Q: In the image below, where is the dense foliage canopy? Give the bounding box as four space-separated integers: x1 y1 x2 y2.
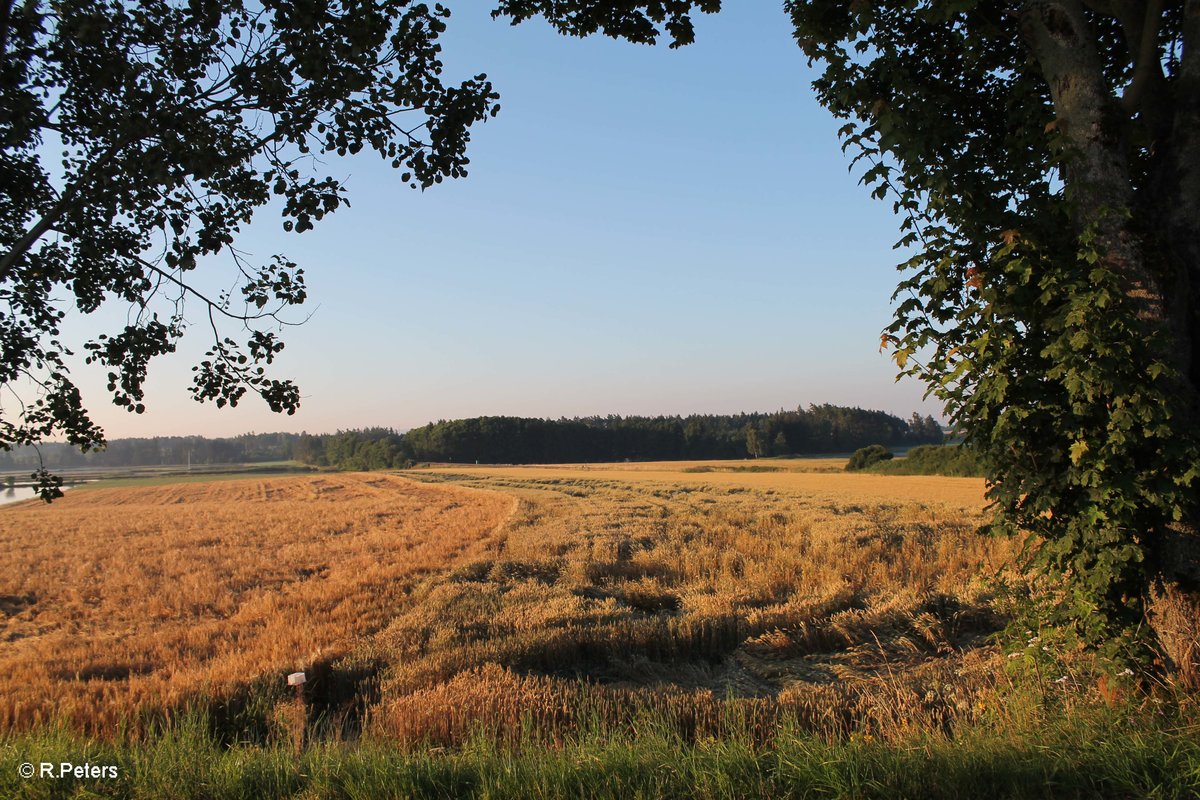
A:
844 444 894 472
794 0 1200 649
866 443 984 477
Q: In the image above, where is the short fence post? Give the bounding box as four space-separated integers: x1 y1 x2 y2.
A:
287 671 307 756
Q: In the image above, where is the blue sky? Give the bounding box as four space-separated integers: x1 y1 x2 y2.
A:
64 3 943 439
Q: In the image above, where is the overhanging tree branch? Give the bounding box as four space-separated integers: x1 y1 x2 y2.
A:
1 1 499 501
0 136 133 282
1119 0 1165 112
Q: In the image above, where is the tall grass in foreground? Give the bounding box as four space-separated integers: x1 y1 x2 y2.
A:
1 700 1197 800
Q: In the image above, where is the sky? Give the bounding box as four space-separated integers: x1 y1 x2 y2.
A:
60 3 945 439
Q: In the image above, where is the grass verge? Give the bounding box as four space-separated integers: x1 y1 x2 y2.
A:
1 702 1197 800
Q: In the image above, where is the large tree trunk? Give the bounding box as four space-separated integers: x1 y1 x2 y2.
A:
1020 0 1200 589
1019 1 1165 323
1165 0 1200 396
1147 0 1200 590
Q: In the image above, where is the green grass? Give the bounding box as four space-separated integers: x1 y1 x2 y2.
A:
2 704 1197 799
81 463 317 490
867 445 984 477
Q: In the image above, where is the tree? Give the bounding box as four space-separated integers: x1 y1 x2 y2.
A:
743 423 763 458
1 1 499 498
845 444 893 472
493 1 1198 655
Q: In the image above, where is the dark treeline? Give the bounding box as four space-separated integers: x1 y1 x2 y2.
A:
395 405 942 466
1 406 943 473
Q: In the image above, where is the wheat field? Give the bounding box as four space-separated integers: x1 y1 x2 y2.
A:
0 462 1029 742
373 463 1010 743
0 474 513 731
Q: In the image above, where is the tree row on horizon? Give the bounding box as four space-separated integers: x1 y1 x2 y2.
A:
0 405 944 471
304 405 944 469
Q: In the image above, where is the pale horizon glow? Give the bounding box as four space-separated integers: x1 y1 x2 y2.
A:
55 4 945 441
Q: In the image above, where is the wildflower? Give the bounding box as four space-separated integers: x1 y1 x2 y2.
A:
1118 668 1133 677
1054 676 1068 684
1008 652 1022 659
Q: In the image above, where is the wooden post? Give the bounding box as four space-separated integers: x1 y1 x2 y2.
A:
287 671 306 756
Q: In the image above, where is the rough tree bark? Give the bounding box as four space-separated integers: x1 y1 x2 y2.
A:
1020 1 1164 325
1165 0 1200 391
1020 0 1200 588
1157 0 1200 589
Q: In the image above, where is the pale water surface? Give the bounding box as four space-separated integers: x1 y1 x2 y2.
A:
0 485 78 506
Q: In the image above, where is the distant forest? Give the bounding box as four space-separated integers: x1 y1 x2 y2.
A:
398 406 943 465
0 432 303 471
0 405 943 473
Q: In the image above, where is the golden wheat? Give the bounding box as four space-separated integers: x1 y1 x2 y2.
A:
0 473 512 731
368 466 1012 743
1 462 1032 743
